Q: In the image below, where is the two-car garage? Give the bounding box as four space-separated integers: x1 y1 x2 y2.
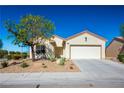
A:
65 31 106 60
70 45 101 59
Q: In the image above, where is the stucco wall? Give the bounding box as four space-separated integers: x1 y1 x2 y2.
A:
52 36 63 47
64 33 106 59
29 36 64 59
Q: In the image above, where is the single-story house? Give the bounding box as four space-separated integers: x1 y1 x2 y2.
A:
29 30 107 59
106 37 124 58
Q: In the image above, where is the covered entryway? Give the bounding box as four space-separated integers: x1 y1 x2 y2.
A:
70 45 101 59
54 47 63 57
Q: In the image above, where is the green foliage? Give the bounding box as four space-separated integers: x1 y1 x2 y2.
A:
8 51 28 60
7 55 12 60
4 14 55 46
59 57 66 65
1 61 8 68
0 39 3 49
0 49 27 60
50 57 56 62
118 54 124 63
9 51 16 55
11 52 28 60
0 50 8 58
120 24 124 38
4 14 55 61
12 54 22 60
0 49 28 60
22 52 28 59
48 54 56 62
20 62 29 68
15 51 21 54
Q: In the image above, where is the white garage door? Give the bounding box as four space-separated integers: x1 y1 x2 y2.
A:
70 46 101 59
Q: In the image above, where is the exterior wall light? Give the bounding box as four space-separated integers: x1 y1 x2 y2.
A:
85 37 87 42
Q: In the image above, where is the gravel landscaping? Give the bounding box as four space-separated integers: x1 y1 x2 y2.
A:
0 59 80 73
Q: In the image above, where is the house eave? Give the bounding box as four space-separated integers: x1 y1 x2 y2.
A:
65 30 107 42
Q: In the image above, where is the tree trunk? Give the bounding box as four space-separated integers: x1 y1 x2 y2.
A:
31 46 35 62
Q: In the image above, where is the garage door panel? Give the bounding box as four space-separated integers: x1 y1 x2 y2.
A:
70 46 101 59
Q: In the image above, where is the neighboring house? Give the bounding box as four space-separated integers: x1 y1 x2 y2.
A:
106 37 124 58
29 30 107 59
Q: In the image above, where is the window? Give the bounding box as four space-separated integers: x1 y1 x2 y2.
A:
36 45 46 54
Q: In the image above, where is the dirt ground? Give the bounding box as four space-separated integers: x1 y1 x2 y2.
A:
0 59 80 73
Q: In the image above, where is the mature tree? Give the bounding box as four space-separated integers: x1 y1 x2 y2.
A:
0 39 3 49
120 24 124 38
4 14 55 61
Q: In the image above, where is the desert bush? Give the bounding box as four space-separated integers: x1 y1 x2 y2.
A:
59 57 66 65
70 66 73 69
15 51 21 54
12 54 22 60
1 61 8 68
118 54 124 63
8 51 28 60
42 63 45 65
0 50 8 58
20 62 29 68
48 54 56 62
9 51 16 55
7 55 12 60
50 57 56 62
22 53 28 59
41 63 47 68
42 65 47 68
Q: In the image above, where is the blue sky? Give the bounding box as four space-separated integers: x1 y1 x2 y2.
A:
0 5 124 52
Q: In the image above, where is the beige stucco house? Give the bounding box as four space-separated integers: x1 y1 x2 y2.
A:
29 30 107 59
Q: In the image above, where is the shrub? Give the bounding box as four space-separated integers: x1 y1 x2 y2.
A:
48 54 56 62
70 66 73 69
15 51 21 54
8 51 28 60
1 61 8 68
9 51 15 55
42 63 45 65
42 65 47 68
50 57 56 62
22 53 28 59
20 63 29 68
117 54 124 63
12 54 22 60
59 57 66 65
0 50 8 58
7 55 12 60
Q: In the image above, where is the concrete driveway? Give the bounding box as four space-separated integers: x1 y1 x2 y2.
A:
73 59 124 79
0 59 124 88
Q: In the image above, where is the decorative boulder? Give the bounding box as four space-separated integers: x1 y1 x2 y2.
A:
56 59 61 64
